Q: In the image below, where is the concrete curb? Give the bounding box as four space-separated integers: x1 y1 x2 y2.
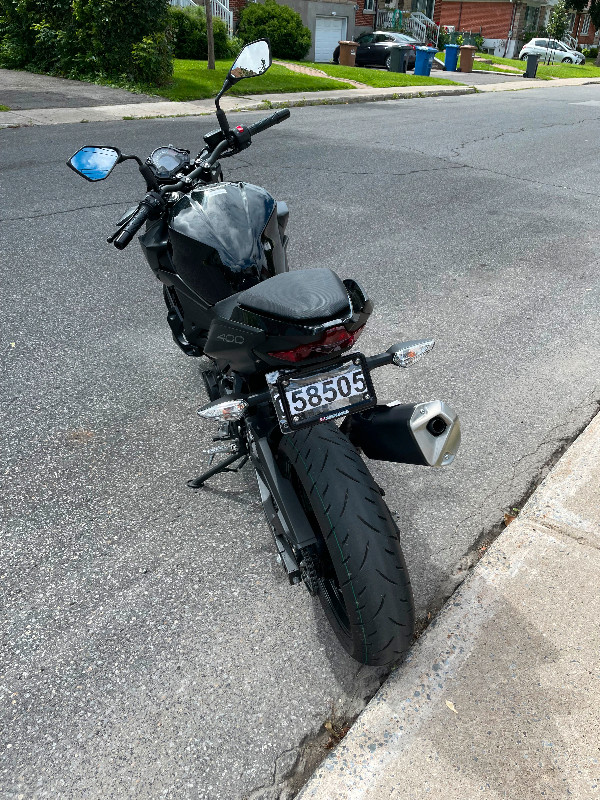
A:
2 76 599 129
297 409 600 799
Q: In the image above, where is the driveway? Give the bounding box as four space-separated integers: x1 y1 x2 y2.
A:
0 68 161 109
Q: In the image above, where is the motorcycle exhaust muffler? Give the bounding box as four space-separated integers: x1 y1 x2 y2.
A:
342 400 461 467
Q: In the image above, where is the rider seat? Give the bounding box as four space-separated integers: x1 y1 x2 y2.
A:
236 268 351 323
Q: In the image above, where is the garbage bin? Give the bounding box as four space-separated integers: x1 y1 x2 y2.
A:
523 52 539 78
444 43 460 72
414 46 437 77
388 45 413 73
338 40 357 67
459 45 476 73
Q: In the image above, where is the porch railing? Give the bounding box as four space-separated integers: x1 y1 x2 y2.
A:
170 0 233 36
376 10 439 48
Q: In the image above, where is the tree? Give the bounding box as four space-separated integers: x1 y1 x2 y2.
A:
205 0 215 70
547 0 568 41
589 0 600 65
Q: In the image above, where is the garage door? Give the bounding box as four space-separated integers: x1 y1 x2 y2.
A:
314 16 347 62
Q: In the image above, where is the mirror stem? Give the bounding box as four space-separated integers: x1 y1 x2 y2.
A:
216 106 230 137
121 153 160 192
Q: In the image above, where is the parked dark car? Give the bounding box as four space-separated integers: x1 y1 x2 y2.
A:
332 31 427 70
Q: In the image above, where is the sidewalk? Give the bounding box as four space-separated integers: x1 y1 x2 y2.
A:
298 409 600 800
2 76 600 129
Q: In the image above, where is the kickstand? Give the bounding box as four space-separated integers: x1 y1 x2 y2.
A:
187 452 249 489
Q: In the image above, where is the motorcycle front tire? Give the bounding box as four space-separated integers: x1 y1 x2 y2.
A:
278 422 415 666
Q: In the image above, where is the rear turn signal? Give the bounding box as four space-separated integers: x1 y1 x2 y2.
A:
268 325 364 363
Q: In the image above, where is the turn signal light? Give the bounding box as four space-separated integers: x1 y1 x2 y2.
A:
268 325 364 363
197 398 248 420
391 339 435 368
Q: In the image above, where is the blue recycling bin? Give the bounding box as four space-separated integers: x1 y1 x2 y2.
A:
414 46 438 77
444 43 460 72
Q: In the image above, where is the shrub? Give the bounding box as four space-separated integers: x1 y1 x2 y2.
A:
0 0 174 83
583 46 598 58
168 5 233 60
131 32 172 85
237 0 311 61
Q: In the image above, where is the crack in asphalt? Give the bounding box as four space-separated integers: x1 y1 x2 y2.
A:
449 115 600 157
0 199 130 223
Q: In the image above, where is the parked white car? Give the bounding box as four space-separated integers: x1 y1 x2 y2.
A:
519 38 585 64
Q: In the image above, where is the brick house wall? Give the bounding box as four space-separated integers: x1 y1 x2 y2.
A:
230 0 247 25
437 0 513 38
355 0 375 28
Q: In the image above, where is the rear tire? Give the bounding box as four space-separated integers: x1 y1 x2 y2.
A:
563 57 573 63
385 54 392 70
278 423 415 666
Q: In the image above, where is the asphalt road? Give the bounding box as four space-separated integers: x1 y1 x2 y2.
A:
2 85 600 799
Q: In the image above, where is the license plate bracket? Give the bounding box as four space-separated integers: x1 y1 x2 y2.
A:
269 353 376 432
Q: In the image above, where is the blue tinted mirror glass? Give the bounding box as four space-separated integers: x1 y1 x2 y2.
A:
229 39 271 81
68 146 120 181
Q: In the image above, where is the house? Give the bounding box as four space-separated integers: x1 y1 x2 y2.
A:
430 0 599 57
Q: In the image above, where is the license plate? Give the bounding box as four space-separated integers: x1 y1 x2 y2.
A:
266 353 376 433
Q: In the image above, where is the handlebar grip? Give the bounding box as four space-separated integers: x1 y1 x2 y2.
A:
247 108 291 137
112 202 151 250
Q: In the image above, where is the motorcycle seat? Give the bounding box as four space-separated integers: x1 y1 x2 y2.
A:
236 268 351 323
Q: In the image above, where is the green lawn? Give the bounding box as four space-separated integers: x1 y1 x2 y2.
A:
0 105 9 111
291 61 461 87
475 51 600 79
155 59 350 101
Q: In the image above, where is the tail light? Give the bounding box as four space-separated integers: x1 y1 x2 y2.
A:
268 325 365 363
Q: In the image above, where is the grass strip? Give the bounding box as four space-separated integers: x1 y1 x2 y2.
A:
289 61 461 87
154 60 350 101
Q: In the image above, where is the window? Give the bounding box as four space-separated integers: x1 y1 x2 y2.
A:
363 0 375 11
357 33 374 44
374 34 393 42
534 39 547 47
581 15 591 36
524 5 540 30
566 13 575 32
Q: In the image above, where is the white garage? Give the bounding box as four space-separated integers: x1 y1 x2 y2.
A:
314 16 347 62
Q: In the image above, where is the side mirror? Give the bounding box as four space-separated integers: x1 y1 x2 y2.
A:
228 39 271 84
67 146 121 181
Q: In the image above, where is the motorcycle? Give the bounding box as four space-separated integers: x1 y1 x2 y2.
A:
66 39 461 666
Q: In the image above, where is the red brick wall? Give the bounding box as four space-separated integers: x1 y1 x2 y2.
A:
230 0 247 26
575 16 597 45
355 1 375 28
438 1 513 39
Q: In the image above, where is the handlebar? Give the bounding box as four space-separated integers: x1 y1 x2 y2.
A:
247 109 291 137
109 191 164 250
109 108 291 249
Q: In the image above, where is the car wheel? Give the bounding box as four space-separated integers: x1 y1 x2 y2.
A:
385 54 392 70
521 53 528 60
563 57 573 63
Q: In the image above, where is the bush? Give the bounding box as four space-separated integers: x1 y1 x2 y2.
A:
168 6 233 60
237 0 311 61
583 46 599 58
0 0 174 83
131 32 172 85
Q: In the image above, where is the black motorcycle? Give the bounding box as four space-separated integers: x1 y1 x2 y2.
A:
67 39 461 666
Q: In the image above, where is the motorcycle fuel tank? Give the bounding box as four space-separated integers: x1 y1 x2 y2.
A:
168 182 285 306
